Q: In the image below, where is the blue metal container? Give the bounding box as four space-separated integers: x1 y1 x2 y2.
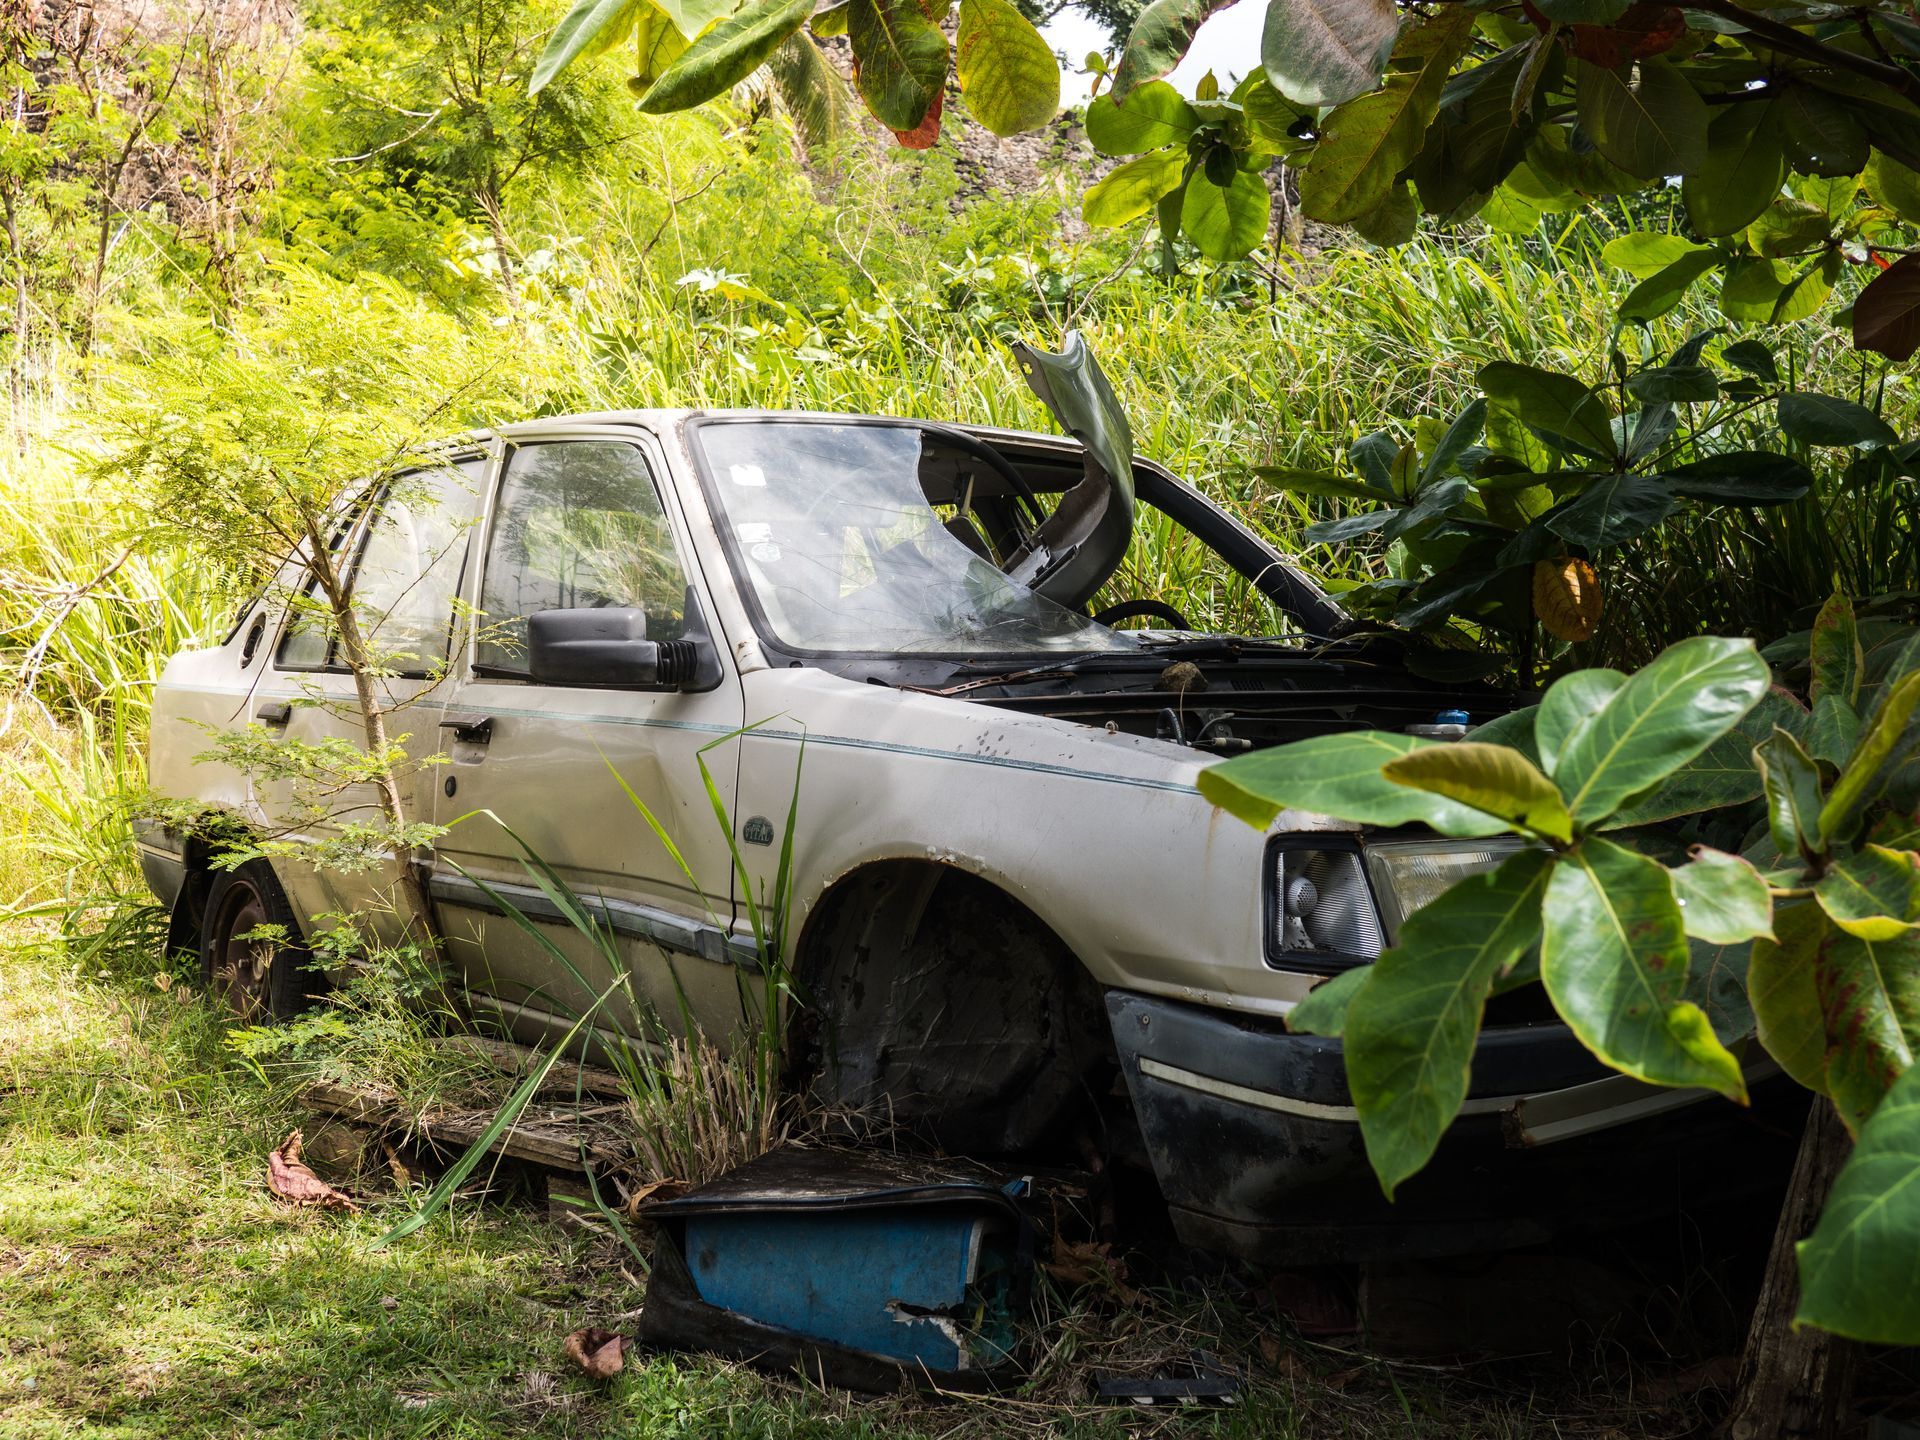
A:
638 1149 1031 1390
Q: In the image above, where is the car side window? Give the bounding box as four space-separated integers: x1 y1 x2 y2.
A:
277 458 485 673
476 440 689 677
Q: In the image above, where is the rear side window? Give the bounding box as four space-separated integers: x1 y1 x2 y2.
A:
278 458 486 674
475 440 690 677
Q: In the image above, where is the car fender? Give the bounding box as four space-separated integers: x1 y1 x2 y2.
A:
735 668 1346 1019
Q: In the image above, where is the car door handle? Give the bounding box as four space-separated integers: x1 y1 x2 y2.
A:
438 713 494 744
254 701 291 727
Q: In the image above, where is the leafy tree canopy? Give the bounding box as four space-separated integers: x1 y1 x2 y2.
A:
534 0 1920 361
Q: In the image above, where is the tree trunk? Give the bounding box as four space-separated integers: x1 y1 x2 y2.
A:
1723 1098 1859 1440
309 541 444 959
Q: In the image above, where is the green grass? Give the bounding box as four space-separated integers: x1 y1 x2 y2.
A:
1 932 1711 1440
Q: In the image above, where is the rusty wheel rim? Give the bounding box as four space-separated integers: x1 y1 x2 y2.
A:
208 878 275 1022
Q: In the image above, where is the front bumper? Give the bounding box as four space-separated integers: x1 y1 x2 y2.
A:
1108 989 1802 1264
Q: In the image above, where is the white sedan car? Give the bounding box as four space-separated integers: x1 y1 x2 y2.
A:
138 339 1785 1261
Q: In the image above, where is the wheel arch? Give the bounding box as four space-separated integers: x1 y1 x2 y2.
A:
785 857 1120 1154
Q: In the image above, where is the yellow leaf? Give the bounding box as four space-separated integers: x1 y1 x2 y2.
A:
1534 556 1602 642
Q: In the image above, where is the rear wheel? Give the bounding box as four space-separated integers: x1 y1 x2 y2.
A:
199 861 312 1023
794 868 1111 1154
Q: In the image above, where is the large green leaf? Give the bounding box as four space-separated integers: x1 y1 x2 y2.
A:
1722 338 1779 382
1816 846 1920 942
1824 671 1920 842
1683 101 1786 237
1628 364 1718 405
1113 0 1237 102
1575 56 1708 180
532 0 644 95
1420 397 1485 486
1808 694 1863 771
1544 472 1676 549
1778 84 1868 178
638 0 817 112
1537 668 1626 776
1619 249 1720 323
1197 730 1514 835
1082 148 1187 226
1181 168 1272 261
1262 0 1401 108
1756 725 1827 859
766 31 853 146
1602 231 1709 278
955 0 1058 136
1810 591 1863 708
1666 452 1814 505
1686 936 1756 1046
1380 742 1572 841
657 0 740 36
1351 184 1419 245
1296 8 1473 223
1797 1064 1920 1343
845 0 949 132
1867 148 1920 224
1817 926 1920 1130
1478 361 1617 459
1720 253 1838 325
1671 846 1774 945
1778 392 1899 449
1750 898 1831 1093
1467 704 1541 766
1606 729 1769 829
1084 81 1200 154
1541 836 1748 1096
1284 964 1369 1037
1345 851 1553 1198
1555 636 1770 826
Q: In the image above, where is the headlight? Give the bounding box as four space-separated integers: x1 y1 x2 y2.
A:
1365 837 1532 935
1264 836 1533 971
1265 842 1385 967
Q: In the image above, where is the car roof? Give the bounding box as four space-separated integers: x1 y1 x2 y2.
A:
464 409 1088 457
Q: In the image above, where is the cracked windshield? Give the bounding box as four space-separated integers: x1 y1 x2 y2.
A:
695 421 1139 656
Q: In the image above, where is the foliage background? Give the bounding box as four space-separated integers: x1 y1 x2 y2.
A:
5 0 1920 1426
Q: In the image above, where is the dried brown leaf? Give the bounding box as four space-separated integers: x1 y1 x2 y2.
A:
563 1327 630 1380
1042 1237 1143 1306
621 1176 689 1221
267 1129 359 1212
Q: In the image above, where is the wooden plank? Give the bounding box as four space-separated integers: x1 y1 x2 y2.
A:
432 1034 628 1098
299 1079 628 1174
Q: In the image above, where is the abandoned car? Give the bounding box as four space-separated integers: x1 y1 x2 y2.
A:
137 338 1783 1262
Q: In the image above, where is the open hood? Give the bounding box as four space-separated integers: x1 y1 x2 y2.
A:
1004 332 1136 611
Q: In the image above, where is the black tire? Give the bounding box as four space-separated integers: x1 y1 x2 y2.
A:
796 869 1110 1154
199 861 313 1023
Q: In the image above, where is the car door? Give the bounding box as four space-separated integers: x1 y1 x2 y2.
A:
427 428 751 1053
262 455 490 939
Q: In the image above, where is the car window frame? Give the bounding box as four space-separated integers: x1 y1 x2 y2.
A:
468 434 701 685
272 453 489 678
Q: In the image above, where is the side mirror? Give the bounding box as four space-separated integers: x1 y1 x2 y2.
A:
527 608 702 690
